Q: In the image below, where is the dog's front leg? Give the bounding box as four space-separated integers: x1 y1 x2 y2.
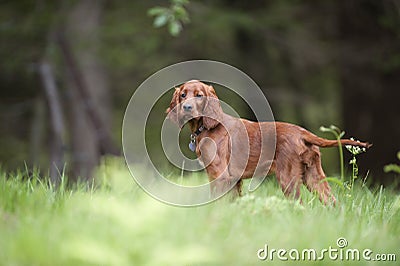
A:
208 171 242 200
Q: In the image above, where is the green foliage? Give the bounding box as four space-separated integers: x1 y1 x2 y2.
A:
148 0 190 36
0 159 399 265
384 152 400 174
320 125 370 193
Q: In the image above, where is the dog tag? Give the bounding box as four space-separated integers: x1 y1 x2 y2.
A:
189 141 196 152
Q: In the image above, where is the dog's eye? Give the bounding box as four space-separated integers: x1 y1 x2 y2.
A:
181 93 186 98
196 94 203 98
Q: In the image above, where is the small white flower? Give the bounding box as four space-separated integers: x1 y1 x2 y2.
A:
345 137 367 155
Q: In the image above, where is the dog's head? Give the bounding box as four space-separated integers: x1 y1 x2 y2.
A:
166 80 222 129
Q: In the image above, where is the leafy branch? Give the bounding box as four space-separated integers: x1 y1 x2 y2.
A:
148 0 190 37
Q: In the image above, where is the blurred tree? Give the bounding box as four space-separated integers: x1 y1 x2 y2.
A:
38 60 65 185
335 0 400 184
0 1 54 170
0 0 118 184
0 0 399 186
59 0 118 182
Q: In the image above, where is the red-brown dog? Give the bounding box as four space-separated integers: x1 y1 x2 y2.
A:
166 80 371 204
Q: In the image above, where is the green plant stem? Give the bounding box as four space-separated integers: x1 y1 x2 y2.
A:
319 125 345 184
350 155 359 191
337 135 344 182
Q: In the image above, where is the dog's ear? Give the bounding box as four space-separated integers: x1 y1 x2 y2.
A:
166 86 181 125
203 85 223 129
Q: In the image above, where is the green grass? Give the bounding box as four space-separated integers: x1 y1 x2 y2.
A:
1 158 399 266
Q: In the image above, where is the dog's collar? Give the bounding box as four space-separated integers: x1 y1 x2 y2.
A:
189 125 204 152
193 125 205 137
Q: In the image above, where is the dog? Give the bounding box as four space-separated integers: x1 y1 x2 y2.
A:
166 80 371 204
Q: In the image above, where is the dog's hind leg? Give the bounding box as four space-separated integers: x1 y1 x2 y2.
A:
302 147 336 205
275 160 303 201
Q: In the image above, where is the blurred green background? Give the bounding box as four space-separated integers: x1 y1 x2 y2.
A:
0 0 399 185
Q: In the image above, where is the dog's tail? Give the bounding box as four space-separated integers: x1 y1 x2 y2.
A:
303 131 372 149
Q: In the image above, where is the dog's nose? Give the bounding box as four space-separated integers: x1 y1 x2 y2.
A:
183 104 192 112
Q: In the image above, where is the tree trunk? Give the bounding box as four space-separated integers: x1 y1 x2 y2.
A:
39 60 65 185
62 0 114 182
29 95 45 167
